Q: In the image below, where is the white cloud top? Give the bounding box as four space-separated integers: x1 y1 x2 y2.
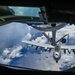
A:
8 46 23 58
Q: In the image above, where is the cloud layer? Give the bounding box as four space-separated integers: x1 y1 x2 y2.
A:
0 22 31 64
0 23 75 71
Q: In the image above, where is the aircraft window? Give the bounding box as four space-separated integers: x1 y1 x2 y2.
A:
8 6 40 17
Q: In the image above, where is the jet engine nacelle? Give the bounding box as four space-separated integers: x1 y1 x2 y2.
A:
61 38 67 44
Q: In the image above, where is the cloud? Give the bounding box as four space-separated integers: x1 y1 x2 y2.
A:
0 22 33 64
0 45 23 64
0 56 11 64
34 36 47 44
22 33 32 40
2 48 10 57
0 22 30 52
61 54 73 62
8 45 23 58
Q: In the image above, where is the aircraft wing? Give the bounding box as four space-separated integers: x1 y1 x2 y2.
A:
61 45 75 53
22 40 54 49
61 45 75 50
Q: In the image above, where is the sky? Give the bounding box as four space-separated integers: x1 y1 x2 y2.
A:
0 22 75 71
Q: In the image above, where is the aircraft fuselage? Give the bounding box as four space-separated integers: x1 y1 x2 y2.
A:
53 44 61 63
